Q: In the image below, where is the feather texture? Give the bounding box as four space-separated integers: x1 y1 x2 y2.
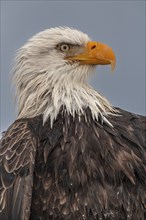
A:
1 108 145 219
0 120 38 220
30 108 146 220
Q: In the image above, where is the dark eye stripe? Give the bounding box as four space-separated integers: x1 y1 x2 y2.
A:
55 43 83 57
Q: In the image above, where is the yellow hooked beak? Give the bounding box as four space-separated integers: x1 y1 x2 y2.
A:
67 41 116 71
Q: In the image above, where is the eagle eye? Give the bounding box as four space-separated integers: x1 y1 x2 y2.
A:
58 43 70 52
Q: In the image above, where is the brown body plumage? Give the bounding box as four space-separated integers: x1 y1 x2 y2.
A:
0 27 146 219
1 108 146 219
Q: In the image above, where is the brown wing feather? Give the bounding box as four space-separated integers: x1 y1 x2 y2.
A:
0 119 38 220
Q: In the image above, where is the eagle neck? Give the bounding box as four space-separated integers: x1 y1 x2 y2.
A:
43 81 115 127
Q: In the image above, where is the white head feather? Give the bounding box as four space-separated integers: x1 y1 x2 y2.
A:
13 27 115 127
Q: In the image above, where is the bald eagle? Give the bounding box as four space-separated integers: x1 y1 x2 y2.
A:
0 27 146 220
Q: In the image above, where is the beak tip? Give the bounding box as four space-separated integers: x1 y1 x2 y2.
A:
111 61 116 72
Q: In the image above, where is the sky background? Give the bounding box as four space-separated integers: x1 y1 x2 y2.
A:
0 0 145 132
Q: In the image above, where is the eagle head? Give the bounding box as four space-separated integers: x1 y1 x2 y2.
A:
13 27 116 125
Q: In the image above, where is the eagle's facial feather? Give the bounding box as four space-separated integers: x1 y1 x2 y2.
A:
13 27 116 127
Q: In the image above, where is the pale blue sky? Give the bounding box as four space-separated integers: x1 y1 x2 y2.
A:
1 0 145 132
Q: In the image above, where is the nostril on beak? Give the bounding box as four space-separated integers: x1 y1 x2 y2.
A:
91 45 96 50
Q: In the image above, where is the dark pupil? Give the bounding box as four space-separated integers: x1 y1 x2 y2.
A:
63 45 67 50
